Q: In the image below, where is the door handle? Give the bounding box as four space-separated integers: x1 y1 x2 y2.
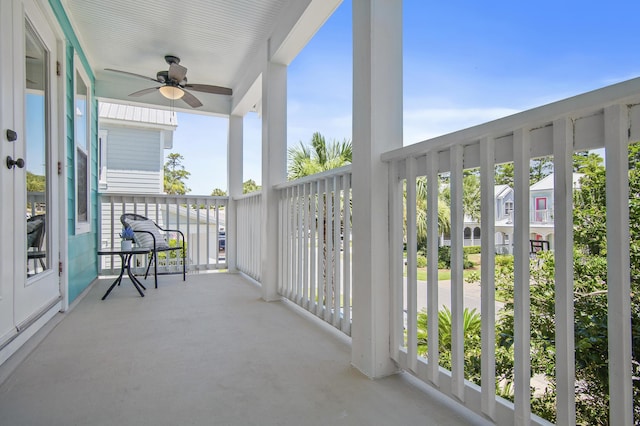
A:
6 129 17 142
6 156 25 169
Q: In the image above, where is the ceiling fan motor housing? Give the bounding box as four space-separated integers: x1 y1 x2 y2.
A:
164 55 180 65
156 70 168 83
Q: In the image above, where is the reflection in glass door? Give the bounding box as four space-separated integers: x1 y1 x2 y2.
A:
25 22 49 277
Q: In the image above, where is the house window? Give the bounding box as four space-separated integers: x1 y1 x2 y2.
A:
75 62 91 233
504 201 514 216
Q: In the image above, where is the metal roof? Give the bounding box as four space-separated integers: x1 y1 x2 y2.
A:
99 102 177 128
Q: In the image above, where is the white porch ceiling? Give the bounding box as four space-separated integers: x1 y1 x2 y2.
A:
61 0 339 115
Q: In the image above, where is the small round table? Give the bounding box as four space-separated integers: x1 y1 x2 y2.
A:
97 247 151 300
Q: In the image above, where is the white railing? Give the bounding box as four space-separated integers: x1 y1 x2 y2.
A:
234 192 262 281
531 208 553 223
381 78 640 425
275 166 352 336
27 191 46 217
99 193 228 275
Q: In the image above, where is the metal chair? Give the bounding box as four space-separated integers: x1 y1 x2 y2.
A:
27 214 46 273
529 239 550 255
120 213 186 288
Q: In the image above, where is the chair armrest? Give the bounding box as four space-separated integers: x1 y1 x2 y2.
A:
157 228 186 244
131 229 157 249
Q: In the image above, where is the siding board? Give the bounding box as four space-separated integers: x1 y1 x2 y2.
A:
104 126 161 172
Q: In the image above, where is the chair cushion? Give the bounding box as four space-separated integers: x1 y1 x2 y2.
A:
128 220 170 250
27 217 45 248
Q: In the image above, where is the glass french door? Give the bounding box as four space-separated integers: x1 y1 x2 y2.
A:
1 0 61 335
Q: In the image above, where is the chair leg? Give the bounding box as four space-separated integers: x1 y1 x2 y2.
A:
182 242 186 281
154 251 158 288
144 254 153 279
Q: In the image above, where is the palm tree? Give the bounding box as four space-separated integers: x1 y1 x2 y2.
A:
415 177 451 246
288 132 352 180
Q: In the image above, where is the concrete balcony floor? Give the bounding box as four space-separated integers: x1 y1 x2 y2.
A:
0 272 488 426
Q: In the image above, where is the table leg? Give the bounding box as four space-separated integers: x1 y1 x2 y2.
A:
124 253 145 297
128 268 147 290
101 255 126 300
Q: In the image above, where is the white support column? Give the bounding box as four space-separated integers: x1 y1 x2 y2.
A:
604 104 632 425
351 0 403 378
227 114 243 272
261 61 287 302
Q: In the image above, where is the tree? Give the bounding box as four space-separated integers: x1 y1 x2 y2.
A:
573 151 604 175
495 157 554 187
211 188 227 196
26 171 45 192
164 152 191 194
529 156 553 185
439 170 481 222
414 177 451 249
462 173 481 222
492 147 640 423
416 306 484 382
287 132 352 180
243 179 261 194
495 163 514 186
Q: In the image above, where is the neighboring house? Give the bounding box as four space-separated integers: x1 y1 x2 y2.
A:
98 101 177 194
493 184 515 253
495 173 584 253
444 184 514 248
448 174 584 254
97 102 176 264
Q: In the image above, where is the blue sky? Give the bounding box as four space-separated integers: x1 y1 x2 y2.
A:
170 0 640 195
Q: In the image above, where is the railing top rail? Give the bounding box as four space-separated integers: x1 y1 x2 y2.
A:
99 193 229 202
275 164 352 190
381 76 640 163
232 191 262 201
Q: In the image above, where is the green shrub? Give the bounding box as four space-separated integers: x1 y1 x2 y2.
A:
416 255 427 268
438 246 451 268
157 238 187 260
495 254 514 267
463 245 481 255
438 246 474 269
465 271 480 284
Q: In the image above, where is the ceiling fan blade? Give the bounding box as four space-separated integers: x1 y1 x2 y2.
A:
184 83 232 96
181 89 203 108
168 63 187 82
105 68 160 83
129 87 160 97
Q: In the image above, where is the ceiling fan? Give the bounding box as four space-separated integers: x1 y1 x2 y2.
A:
105 55 232 108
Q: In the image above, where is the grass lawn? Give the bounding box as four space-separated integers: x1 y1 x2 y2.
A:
414 268 478 281
405 252 483 282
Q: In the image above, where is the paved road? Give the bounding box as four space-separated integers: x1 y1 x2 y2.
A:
406 279 504 317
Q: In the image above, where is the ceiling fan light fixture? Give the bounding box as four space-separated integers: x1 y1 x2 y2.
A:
159 85 184 100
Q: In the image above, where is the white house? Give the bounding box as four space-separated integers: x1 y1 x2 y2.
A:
449 184 514 248
98 102 177 194
495 172 584 253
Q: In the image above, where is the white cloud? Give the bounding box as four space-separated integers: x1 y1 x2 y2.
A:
403 107 521 144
